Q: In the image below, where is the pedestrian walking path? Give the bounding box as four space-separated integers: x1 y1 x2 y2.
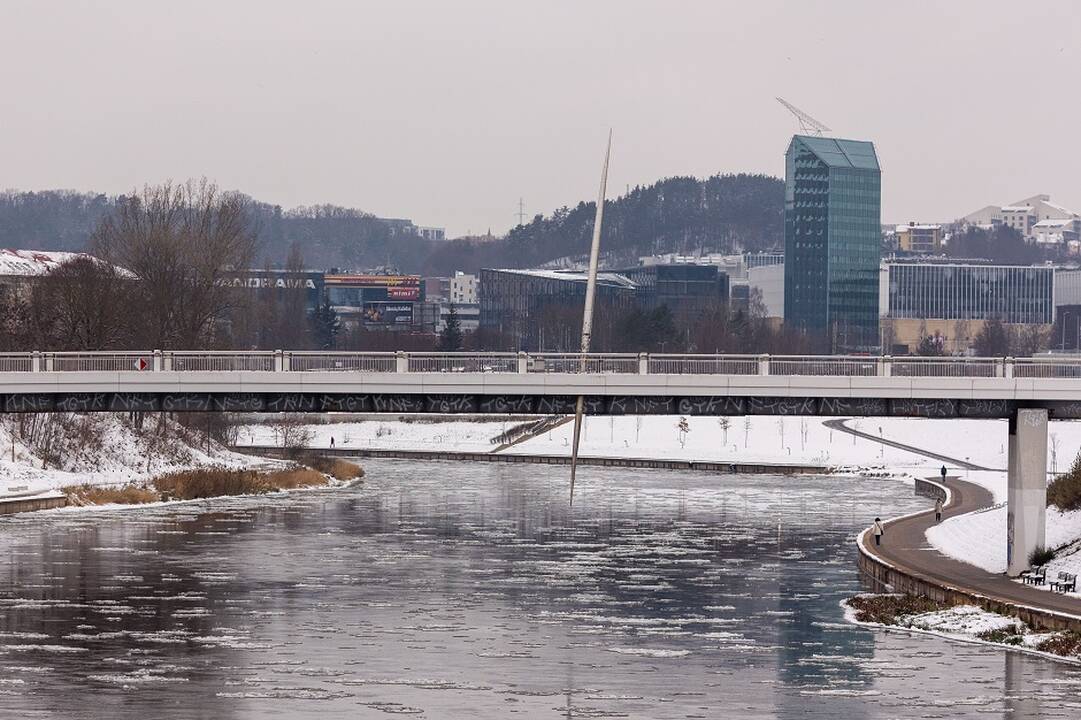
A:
824 418 1000 471
861 474 1081 618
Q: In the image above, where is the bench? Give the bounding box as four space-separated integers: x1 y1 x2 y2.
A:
1020 566 1047 586
1049 572 1077 594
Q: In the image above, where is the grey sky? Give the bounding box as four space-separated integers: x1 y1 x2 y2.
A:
3 0 1080 237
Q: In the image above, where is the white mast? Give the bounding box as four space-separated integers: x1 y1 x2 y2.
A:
569 130 612 504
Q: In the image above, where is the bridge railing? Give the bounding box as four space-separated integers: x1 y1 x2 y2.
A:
286 351 397 373
648 354 759 375
406 352 519 374
8 351 1081 378
528 353 640 374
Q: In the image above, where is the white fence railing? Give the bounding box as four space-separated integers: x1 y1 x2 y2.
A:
0 351 1078 378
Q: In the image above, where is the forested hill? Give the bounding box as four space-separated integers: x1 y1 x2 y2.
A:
0 173 782 272
423 173 783 273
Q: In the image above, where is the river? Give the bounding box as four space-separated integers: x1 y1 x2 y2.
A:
0 460 1076 719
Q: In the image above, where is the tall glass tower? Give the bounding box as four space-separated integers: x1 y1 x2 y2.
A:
783 135 881 352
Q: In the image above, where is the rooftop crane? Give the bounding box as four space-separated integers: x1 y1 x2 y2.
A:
776 97 831 136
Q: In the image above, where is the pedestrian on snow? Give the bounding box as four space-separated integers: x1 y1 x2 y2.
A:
873 517 885 546
934 497 943 523
330 436 335 449
940 464 947 481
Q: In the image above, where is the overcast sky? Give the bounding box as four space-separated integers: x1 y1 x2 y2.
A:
3 1 1080 236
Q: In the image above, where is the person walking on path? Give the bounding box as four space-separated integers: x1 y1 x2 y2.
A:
330 436 335 449
940 464 947 482
873 517 885 546
934 496 943 523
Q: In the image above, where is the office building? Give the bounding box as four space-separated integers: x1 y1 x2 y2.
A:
896 223 943 254
881 261 1055 353
616 264 728 322
479 268 636 349
783 135 882 351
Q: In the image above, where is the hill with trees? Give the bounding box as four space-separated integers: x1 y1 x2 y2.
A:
423 173 783 274
0 173 783 272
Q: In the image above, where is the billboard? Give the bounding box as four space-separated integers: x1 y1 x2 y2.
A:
362 302 414 325
324 274 421 301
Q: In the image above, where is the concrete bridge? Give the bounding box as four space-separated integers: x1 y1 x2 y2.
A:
0 349 1071 575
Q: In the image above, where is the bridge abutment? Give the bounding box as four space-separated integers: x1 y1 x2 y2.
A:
1006 408 1048 576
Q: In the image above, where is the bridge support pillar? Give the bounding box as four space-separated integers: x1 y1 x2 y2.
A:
1007 408 1047 576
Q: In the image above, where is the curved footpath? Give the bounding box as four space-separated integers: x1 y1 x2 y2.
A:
859 474 1081 631
823 418 1000 471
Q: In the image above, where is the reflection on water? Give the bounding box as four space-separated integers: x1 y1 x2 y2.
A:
0 460 1076 719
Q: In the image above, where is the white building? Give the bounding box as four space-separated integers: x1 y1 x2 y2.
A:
962 194 1080 242
449 271 478 305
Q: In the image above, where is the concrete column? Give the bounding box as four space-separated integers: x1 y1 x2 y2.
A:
638 353 649 375
517 352 528 374
758 354 770 376
152 349 162 372
1007 408 1048 576
879 355 892 377
395 351 408 373
31 351 41 372
273 349 284 372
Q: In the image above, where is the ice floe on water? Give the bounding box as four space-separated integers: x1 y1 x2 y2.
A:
0 459 1075 717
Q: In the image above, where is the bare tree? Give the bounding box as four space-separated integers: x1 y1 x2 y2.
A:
27 256 134 350
91 179 259 349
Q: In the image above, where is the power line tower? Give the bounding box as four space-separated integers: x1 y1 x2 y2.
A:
776 97 831 136
515 198 526 226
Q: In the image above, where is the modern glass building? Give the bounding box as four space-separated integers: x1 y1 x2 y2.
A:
886 262 1054 324
783 135 881 352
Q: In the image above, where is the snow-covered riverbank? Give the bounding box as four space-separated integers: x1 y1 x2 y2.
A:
0 414 274 499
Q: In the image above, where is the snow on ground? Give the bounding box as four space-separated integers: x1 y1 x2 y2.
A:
844 600 1074 662
927 503 1081 579
0 415 270 498
235 420 513 454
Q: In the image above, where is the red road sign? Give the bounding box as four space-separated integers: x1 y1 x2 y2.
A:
134 357 148 371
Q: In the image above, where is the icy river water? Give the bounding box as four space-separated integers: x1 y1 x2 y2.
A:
0 460 1077 719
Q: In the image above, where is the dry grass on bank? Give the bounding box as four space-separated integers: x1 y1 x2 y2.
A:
153 467 329 500
845 594 943 625
62 459 356 506
302 456 364 481
63 484 159 506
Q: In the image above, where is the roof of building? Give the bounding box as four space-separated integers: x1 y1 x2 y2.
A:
895 224 941 231
487 268 636 290
793 135 880 171
1039 200 1080 218
1034 218 1077 228
0 248 105 277
1001 205 1034 212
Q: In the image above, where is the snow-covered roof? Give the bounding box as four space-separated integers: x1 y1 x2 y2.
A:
1034 218 1077 229
1001 205 1034 213
489 268 637 290
0 249 131 278
1040 200 1080 217
0 249 88 277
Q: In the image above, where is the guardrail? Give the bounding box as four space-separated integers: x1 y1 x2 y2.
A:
0 351 1078 378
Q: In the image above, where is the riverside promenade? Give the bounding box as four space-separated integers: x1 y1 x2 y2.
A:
858 474 1081 631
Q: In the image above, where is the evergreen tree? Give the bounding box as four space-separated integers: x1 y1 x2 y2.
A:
310 296 341 350
973 316 1011 357
438 304 463 351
